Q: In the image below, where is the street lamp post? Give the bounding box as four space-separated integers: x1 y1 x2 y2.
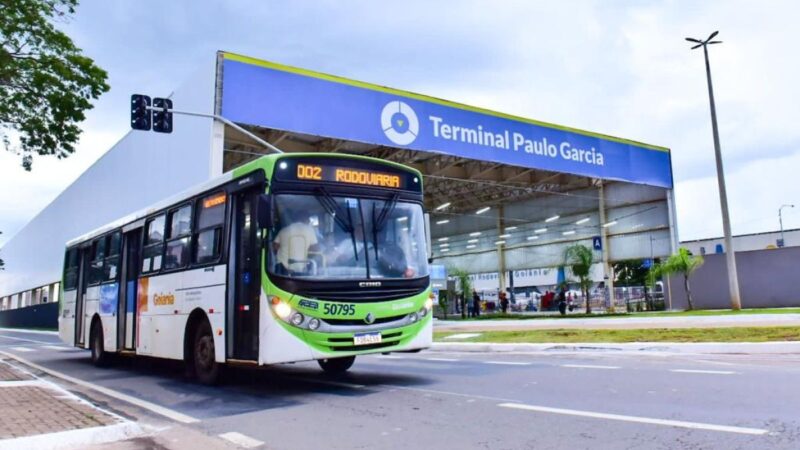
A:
779 204 795 247
686 31 742 310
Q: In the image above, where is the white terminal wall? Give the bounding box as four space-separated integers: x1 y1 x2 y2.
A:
0 59 220 298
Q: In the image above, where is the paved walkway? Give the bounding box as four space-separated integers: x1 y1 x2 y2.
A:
434 313 800 332
0 357 135 447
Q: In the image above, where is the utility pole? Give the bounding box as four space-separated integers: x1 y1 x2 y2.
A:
686 31 741 310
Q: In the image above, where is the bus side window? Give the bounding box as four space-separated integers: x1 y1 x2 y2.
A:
104 231 121 281
194 192 226 265
89 238 106 285
143 214 166 273
63 248 79 290
165 205 192 270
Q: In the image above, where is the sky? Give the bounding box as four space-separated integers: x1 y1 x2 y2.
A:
2 0 799 247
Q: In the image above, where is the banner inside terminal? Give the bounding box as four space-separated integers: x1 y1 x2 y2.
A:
220 52 673 188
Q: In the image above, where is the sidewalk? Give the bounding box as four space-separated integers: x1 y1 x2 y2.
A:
434 313 800 332
0 357 144 449
431 341 800 355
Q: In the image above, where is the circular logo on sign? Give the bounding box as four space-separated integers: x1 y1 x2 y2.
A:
381 101 419 146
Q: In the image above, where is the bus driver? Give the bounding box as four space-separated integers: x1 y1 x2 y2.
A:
272 210 319 275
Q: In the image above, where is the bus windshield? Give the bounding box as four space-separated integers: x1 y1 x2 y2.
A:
268 193 429 280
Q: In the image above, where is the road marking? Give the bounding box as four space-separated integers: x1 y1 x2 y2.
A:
41 345 72 351
218 432 264 448
670 369 736 375
484 361 531 366
0 327 59 335
10 346 33 352
498 402 768 435
0 350 200 424
441 333 482 340
375 354 404 359
561 364 620 370
0 334 58 345
426 357 459 362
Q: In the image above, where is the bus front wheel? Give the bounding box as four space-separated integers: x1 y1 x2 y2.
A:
193 322 220 385
318 356 355 374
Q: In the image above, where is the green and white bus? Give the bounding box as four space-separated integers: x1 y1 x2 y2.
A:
59 153 432 384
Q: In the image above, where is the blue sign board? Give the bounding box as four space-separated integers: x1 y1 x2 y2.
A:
592 236 602 251
642 258 653 269
220 53 673 188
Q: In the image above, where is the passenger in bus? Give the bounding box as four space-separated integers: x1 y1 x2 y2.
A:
272 210 319 275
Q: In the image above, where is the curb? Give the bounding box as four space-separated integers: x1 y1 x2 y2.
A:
431 341 800 354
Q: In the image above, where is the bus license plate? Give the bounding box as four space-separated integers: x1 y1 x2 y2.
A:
353 332 382 346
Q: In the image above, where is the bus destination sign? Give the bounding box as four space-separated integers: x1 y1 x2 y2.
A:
296 164 404 189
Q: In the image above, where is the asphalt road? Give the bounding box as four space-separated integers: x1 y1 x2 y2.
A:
2 328 799 449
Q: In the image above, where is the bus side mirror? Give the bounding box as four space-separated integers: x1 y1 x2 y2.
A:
257 194 273 229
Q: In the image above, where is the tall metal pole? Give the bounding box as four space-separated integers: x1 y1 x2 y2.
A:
700 39 742 310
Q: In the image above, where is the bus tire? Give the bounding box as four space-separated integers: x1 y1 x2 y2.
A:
193 321 219 385
90 319 110 367
318 356 355 374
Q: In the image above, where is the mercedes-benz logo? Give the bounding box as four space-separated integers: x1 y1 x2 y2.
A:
364 313 376 324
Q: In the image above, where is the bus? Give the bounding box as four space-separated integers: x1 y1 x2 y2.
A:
59 153 432 384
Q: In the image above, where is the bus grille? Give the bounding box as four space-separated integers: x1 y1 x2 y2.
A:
324 314 407 326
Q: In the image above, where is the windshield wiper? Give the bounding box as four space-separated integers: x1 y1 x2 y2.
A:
314 187 359 261
371 193 400 259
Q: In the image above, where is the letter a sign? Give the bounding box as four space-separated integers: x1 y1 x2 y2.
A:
592 236 602 251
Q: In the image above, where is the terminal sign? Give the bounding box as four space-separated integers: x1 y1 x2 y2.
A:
296 164 402 189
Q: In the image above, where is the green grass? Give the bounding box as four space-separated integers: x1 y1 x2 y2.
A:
434 326 800 343
437 307 800 321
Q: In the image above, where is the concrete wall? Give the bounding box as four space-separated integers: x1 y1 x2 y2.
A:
667 247 800 309
0 302 58 330
682 228 800 255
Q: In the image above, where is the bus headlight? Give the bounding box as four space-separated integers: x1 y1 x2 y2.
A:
273 301 292 319
408 312 419 323
308 318 321 330
418 307 428 318
291 313 305 326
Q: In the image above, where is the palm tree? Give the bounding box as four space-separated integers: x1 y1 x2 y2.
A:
564 244 594 314
659 248 704 310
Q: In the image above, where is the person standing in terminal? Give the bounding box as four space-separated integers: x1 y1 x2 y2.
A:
499 291 509 314
472 290 481 317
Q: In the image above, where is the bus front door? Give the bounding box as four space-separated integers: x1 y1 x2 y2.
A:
118 228 142 350
74 246 91 347
227 190 261 361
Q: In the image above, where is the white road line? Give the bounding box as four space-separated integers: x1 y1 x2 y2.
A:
498 402 768 436
0 334 59 345
484 361 532 366
0 350 200 424
670 369 736 375
375 355 404 359
218 431 264 448
10 346 34 352
561 364 621 370
0 327 59 336
441 333 482 340
380 384 517 403
41 345 71 351
426 358 459 362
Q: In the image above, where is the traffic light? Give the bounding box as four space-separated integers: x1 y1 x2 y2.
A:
130 94 152 130
152 97 173 133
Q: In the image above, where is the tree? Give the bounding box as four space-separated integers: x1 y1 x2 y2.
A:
1 0 109 170
564 244 595 314
448 268 472 319
659 248 704 311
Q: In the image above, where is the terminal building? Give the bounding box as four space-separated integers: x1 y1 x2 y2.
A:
0 51 676 312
